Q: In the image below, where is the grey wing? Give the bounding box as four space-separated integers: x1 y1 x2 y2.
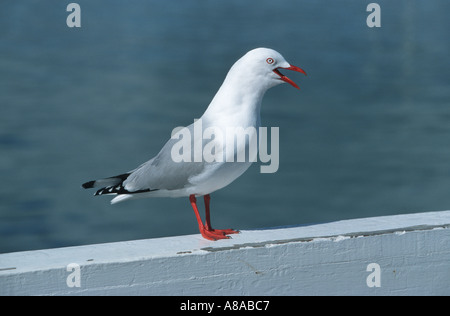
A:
122 125 206 192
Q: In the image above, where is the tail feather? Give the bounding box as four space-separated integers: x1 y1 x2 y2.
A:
111 194 134 204
82 172 157 200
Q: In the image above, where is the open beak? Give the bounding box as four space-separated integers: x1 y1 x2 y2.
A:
273 65 307 90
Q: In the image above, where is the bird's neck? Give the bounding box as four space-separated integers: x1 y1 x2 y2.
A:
202 75 267 127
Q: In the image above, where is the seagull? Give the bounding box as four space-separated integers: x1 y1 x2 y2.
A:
82 48 306 240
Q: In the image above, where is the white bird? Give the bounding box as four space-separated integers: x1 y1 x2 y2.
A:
82 48 306 240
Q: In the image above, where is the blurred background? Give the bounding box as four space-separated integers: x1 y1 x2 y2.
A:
1 0 449 253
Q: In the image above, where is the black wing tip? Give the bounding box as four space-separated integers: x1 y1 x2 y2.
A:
94 185 156 196
81 173 131 190
82 180 96 189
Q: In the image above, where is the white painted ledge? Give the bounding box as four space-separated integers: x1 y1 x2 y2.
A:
1 210 449 296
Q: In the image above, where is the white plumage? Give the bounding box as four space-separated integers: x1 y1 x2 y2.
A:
82 48 306 240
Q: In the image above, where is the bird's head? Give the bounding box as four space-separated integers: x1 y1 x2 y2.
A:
229 48 307 91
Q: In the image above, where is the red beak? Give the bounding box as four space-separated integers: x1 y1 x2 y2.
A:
273 65 307 90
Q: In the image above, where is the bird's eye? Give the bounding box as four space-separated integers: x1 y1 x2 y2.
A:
266 58 275 65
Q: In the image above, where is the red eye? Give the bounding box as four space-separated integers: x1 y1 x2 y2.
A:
266 58 275 64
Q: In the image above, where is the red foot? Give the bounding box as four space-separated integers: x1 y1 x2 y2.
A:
210 228 240 235
189 194 239 241
199 227 230 241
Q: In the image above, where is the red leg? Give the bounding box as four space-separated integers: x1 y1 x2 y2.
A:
204 194 213 231
204 194 239 235
189 195 229 240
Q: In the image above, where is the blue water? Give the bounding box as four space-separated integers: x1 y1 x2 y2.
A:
1 0 450 253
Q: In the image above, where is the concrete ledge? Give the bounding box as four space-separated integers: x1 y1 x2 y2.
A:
1 211 450 295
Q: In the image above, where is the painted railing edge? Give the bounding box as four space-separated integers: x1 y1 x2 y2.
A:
1 210 449 296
